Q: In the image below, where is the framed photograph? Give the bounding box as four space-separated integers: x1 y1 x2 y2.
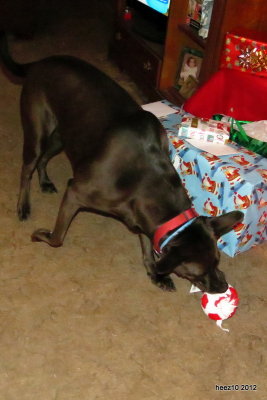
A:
186 0 203 30
174 47 203 99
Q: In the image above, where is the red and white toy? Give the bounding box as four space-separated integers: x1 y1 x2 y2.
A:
190 284 239 332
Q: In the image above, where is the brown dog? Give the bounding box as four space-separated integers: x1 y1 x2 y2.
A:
1 35 243 293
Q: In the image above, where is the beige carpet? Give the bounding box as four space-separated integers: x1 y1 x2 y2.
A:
0 4 266 399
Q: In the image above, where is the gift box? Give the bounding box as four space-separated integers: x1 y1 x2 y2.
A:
159 101 267 257
220 32 267 77
178 116 230 144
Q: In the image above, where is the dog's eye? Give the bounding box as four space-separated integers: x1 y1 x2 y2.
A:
181 262 204 277
194 273 207 283
174 262 202 280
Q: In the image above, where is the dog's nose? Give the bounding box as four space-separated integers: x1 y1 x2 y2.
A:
217 282 228 293
207 268 228 294
208 280 228 294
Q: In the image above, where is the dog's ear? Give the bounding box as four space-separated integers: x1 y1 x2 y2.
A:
209 211 244 238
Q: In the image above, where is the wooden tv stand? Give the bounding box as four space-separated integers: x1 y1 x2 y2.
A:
110 0 267 105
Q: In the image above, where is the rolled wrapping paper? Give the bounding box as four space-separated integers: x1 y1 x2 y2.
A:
190 284 239 332
178 116 230 144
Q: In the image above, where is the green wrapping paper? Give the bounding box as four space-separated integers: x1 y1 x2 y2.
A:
213 115 267 158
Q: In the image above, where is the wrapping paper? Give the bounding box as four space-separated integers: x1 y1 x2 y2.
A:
229 119 267 158
212 115 267 158
220 32 267 77
243 120 267 142
159 101 267 257
178 116 230 144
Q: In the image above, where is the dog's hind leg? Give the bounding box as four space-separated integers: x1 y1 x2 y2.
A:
17 91 56 220
139 234 176 291
36 128 63 193
17 119 43 220
31 180 82 247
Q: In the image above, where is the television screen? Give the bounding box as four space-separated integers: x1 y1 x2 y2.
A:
137 0 171 15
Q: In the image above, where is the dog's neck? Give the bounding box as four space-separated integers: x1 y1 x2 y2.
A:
153 208 199 254
120 181 193 240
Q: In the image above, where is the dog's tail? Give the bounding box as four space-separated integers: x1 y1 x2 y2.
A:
0 32 28 78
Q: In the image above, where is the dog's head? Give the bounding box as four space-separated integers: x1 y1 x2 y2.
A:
155 211 243 293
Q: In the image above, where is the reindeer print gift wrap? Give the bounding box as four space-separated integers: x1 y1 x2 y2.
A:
159 102 267 257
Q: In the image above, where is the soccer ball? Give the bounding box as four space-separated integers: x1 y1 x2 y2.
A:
201 285 239 331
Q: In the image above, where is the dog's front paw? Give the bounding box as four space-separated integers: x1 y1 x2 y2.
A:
149 273 176 292
31 229 62 247
18 202 31 221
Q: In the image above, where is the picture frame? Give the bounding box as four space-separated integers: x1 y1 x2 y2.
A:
186 0 203 30
174 47 203 99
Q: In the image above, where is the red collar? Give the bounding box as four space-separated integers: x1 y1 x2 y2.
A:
153 208 199 254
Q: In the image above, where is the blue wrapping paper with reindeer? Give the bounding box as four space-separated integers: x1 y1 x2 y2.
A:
159 101 267 257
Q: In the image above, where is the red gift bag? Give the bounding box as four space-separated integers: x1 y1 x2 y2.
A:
183 68 267 121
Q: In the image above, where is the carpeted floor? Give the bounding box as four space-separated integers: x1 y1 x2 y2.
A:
0 2 266 399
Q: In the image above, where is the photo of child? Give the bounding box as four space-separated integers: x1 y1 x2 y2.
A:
175 48 203 99
179 56 199 81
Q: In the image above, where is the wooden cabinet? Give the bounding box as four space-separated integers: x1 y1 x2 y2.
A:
110 0 267 105
111 27 163 100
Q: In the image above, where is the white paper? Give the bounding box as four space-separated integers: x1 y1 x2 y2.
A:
243 120 267 142
185 138 241 156
190 284 202 293
141 101 177 118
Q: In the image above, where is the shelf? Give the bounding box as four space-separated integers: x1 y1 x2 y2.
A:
178 24 207 49
112 0 267 105
160 87 185 107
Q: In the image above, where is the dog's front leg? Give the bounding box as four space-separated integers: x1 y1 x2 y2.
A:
31 183 81 247
139 234 176 292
